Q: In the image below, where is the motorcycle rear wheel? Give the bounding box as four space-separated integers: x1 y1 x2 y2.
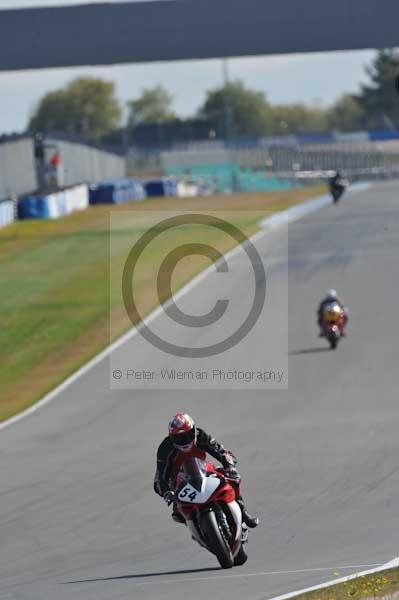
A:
200 510 234 569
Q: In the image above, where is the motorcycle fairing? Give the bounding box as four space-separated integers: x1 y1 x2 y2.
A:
177 477 220 504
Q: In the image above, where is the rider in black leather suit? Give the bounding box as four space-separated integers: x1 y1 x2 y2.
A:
154 414 259 529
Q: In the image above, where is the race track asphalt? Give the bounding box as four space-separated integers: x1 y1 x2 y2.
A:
1 181 398 600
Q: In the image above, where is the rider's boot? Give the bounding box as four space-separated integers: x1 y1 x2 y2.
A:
237 497 259 529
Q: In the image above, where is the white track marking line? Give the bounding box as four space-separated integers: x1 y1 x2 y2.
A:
131 563 382 587
0 183 370 432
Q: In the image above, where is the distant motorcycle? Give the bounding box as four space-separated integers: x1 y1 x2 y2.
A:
174 457 249 569
329 176 349 204
320 303 346 349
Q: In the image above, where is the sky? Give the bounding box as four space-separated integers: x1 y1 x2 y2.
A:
0 1 376 134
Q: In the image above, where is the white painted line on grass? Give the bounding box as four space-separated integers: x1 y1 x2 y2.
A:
0 183 370 432
266 556 399 600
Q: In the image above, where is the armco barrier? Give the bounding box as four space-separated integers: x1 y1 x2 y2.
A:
18 184 89 220
0 200 14 228
89 178 146 204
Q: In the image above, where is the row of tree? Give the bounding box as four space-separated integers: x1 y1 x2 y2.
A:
28 50 399 144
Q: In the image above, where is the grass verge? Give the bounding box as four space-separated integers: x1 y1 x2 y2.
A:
292 567 399 600
0 185 325 421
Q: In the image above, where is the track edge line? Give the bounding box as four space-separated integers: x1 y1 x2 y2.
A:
266 555 399 600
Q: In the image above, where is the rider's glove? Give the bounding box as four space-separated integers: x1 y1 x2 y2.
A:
163 490 175 506
224 450 238 466
224 467 241 483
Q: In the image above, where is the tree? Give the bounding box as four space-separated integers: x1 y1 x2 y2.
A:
327 94 365 132
198 80 273 138
270 104 329 135
127 86 176 128
28 77 122 140
357 49 399 129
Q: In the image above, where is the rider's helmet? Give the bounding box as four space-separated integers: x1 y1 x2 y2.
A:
168 413 197 452
326 289 337 301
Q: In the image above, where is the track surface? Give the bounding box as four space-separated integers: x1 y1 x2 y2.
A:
1 182 399 600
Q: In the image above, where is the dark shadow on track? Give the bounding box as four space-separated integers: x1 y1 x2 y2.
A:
63 567 221 584
289 347 330 356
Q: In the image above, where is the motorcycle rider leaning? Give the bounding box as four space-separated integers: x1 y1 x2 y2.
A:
329 170 343 188
329 170 344 190
328 170 348 202
154 413 259 529
317 289 348 335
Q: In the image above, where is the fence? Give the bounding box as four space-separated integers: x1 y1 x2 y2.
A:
152 131 399 192
0 138 36 200
3 129 399 205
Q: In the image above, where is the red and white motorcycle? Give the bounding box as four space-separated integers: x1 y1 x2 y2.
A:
320 302 347 349
174 457 249 569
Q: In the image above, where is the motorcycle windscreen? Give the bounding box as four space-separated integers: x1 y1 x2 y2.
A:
181 457 207 490
323 303 342 322
177 458 221 503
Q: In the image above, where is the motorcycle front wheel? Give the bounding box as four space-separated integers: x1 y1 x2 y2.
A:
200 510 234 569
329 334 338 349
233 544 248 566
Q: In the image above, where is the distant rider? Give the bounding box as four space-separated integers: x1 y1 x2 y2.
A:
154 413 259 528
329 170 347 202
317 289 348 335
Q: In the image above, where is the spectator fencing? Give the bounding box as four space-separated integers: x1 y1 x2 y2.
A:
154 132 399 192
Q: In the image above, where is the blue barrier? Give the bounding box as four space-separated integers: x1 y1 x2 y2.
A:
296 132 335 145
0 200 14 228
369 130 399 141
18 196 43 219
144 178 178 197
18 193 65 219
89 178 146 204
18 185 89 220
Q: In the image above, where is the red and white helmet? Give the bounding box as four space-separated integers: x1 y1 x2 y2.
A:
168 413 197 452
